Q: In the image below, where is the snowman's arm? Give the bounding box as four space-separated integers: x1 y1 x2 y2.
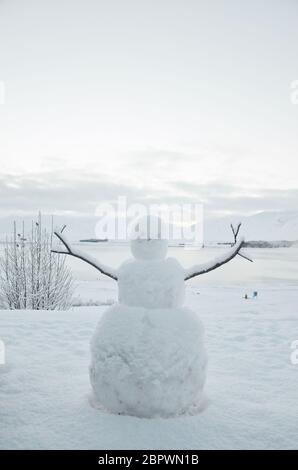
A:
184 237 250 280
52 230 118 281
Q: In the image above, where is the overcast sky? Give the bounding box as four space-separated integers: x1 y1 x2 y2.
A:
0 0 297 219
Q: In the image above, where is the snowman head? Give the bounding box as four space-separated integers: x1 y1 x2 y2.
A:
129 215 168 260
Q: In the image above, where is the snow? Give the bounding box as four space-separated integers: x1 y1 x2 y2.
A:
1 245 298 449
129 216 169 259
52 230 118 280
130 238 168 260
118 257 185 308
90 304 206 418
90 235 206 417
0 281 298 449
205 211 298 242
184 238 244 280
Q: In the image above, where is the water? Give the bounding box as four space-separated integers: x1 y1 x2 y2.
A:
1 241 296 287
65 243 298 288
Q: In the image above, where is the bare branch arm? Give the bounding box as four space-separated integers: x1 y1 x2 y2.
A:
185 222 253 281
185 238 245 280
230 222 252 262
230 222 241 244
51 230 118 281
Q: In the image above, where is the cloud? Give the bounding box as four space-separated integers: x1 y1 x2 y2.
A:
0 170 297 220
0 171 143 215
168 181 298 216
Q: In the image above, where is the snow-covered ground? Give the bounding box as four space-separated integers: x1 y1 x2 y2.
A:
0 248 298 449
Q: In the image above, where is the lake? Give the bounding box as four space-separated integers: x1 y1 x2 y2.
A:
65 243 298 288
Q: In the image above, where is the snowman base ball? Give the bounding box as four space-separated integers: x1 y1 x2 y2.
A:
90 304 207 418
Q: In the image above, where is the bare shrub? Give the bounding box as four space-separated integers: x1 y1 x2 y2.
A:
0 214 73 310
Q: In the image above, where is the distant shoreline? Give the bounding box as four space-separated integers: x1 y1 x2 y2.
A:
79 238 108 243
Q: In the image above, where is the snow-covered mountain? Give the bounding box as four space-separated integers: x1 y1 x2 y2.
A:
204 211 298 242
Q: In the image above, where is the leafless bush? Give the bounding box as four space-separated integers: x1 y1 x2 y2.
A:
0 214 73 310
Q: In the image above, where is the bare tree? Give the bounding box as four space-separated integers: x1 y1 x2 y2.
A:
0 214 73 310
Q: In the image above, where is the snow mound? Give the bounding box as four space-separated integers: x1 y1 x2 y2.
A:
89 304 207 418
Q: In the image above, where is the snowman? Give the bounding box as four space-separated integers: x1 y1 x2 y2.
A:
53 217 247 418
